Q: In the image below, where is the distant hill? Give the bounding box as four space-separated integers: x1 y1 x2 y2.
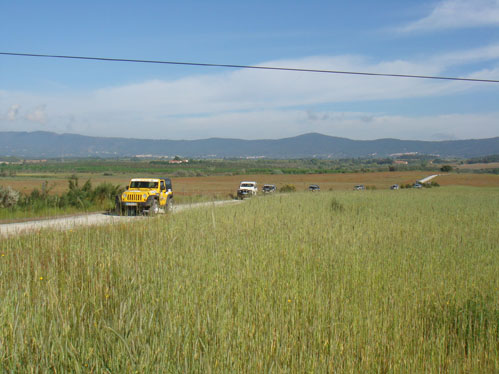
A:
0 131 498 159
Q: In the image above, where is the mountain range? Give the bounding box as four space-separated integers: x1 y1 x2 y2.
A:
0 131 498 159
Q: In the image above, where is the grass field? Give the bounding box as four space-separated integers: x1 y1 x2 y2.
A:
1 187 498 372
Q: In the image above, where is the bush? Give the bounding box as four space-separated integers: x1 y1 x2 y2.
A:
1 177 123 214
91 183 124 209
65 176 93 209
0 186 20 208
279 184 296 193
174 170 196 177
440 165 453 172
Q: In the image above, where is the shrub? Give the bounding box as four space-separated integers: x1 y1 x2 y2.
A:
0 186 20 208
174 170 196 177
65 176 93 209
440 165 453 172
91 183 124 209
279 184 296 193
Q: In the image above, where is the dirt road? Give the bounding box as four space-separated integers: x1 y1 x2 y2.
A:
0 200 241 238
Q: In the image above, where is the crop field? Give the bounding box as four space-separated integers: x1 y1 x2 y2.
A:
1 187 498 372
2 171 499 197
456 162 499 170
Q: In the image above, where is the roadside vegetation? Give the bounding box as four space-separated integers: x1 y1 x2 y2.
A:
0 176 122 221
1 187 498 372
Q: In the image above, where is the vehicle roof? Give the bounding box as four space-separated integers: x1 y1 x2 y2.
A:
240 181 257 184
130 178 162 182
263 184 275 187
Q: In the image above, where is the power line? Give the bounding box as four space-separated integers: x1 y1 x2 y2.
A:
1 51 499 84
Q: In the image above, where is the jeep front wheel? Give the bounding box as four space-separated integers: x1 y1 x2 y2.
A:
150 199 159 215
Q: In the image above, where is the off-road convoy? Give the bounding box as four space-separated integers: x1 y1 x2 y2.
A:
237 181 258 199
116 178 173 215
262 184 276 193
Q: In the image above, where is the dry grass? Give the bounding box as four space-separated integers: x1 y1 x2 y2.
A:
1 171 498 199
437 173 499 187
456 162 499 170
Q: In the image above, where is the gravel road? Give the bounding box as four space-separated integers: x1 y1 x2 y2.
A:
0 200 242 238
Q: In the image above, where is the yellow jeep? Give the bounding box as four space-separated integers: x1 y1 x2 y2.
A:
116 178 173 215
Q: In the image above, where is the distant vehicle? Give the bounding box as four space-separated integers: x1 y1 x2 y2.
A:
353 185 365 190
262 184 276 193
390 184 399 190
237 181 258 199
308 184 320 191
413 183 423 189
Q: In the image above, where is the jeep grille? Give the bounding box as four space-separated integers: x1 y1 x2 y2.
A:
127 193 144 202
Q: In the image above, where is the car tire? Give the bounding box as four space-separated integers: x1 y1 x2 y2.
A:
150 199 159 215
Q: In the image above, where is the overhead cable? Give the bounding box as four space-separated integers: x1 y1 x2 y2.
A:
1 51 499 84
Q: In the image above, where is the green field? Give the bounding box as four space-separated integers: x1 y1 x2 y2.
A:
1 187 498 372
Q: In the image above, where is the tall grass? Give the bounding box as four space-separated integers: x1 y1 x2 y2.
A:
0 187 498 372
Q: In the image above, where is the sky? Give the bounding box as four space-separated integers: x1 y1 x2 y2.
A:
1 0 499 141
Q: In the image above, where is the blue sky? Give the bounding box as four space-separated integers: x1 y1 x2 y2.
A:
1 0 499 140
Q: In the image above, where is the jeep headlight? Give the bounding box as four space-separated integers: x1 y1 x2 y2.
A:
122 193 127 199
142 193 147 200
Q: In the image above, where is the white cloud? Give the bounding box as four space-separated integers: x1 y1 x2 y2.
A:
7 104 19 121
433 44 499 67
25 105 47 123
401 0 499 32
79 55 445 118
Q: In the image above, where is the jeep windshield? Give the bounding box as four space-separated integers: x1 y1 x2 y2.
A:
130 181 158 189
240 183 254 188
